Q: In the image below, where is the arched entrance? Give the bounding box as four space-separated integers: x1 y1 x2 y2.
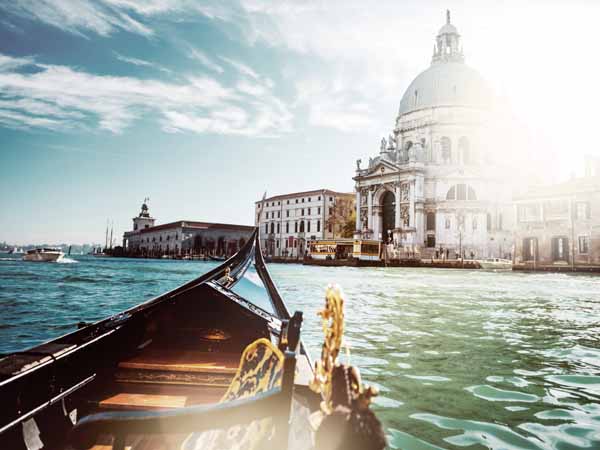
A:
381 191 395 243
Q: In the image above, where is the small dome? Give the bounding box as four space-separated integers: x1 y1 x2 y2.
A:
438 23 458 35
398 62 492 116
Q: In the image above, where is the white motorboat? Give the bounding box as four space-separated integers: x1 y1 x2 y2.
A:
22 247 64 262
477 258 512 271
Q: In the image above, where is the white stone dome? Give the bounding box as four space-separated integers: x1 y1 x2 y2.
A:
438 23 458 35
398 62 492 116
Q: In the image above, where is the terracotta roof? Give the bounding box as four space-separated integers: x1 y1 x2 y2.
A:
138 221 254 234
255 189 354 204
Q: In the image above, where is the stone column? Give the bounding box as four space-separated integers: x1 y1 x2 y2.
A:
395 184 401 229
409 179 415 228
367 189 373 231
355 189 362 231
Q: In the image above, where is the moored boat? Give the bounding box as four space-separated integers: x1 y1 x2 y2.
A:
208 254 227 262
0 228 386 450
477 257 513 271
22 247 64 262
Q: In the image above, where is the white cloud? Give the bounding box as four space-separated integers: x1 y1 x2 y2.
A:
188 48 224 74
0 53 292 137
2 0 153 37
220 56 260 80
114 52 171 73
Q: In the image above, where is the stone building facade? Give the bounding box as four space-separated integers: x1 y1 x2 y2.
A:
255 189 355 258
123 201 253 257
514 160 600 267
354 11 513 259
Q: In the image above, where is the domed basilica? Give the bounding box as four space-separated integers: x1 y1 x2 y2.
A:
354 11 513 258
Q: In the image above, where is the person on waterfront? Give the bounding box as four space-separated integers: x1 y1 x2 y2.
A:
446 248 449 260
435 249 439 259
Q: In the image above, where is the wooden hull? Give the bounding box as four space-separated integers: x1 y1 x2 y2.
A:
0 229 318 450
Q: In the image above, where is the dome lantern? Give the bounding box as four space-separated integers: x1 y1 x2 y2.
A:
432 10 464 65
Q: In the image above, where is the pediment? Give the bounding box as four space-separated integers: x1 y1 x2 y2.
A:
365 159 399 177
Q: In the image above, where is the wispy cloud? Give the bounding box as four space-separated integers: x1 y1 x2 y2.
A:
113 52 171 73
0 53 292 137
187 48 224 74
220 56 259 80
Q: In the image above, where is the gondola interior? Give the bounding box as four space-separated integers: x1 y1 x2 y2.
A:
0 230 315 450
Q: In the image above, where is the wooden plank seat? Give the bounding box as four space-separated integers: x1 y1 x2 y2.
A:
118 350 240 374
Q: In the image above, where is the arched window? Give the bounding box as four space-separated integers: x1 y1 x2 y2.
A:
270 222 274 234
286 222 289 233
441 137 452 163
446 184 477 201
459 136 470 164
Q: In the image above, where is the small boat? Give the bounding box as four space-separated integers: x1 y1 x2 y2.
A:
7 247 17 254
22 247 64 262
208 254 227 262
478 257 513 271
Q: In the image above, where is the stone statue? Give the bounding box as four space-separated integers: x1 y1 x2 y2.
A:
380 137 387 152
356 159 362 170
387 134 396 150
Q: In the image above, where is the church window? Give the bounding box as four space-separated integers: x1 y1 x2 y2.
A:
446 184 477 201
441 137 452 163
457 184 466 200
446 186 456 200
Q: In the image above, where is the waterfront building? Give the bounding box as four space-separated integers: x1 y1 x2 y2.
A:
255 189 355 258
353 11 514 259
123 201 253 257
513 158 600 268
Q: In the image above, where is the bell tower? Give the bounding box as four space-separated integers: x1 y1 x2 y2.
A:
132 197 155 231
432 10 464 64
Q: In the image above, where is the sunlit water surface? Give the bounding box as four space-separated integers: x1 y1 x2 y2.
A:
1 254 599 449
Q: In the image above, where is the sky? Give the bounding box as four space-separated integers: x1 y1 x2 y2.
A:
1 0 599 245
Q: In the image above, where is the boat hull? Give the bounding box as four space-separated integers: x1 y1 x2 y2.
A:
478 259 512 270
22 251 64 262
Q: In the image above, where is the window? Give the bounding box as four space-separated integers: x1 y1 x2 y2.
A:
441 136 452 163
577 202 590 220
277 201 280 206
318 196 321 201
276 240 279 248
518 204 542 222
318 207 321 214
285 239 288 248
134 223 138 230
317 220 321 232
445 217 451 229
308 197 311 202
145 224 149 228
329 197 333 201
307 221 311 232
579 236 590 254
286 210 289 217
276 223 280 233
294 239 297 248
175 233 178 240
300 221 305 232
285 222 289 233
302 198 305 203
308 208 311 215
277 211 280 218
295 199 298 203
446 184 477 201
287 200 289 204
265 223 268 233
328 223 332 233
294 222 298 233
426 212 436 231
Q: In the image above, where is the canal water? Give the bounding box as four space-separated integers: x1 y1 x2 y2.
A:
1 254 599 449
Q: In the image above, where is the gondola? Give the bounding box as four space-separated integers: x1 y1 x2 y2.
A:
0 229 385 450
207 255 227 262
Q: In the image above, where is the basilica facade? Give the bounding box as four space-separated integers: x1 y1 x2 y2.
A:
354 11 513 258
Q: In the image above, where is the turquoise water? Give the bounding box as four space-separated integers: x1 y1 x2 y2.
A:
1 254 600 449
